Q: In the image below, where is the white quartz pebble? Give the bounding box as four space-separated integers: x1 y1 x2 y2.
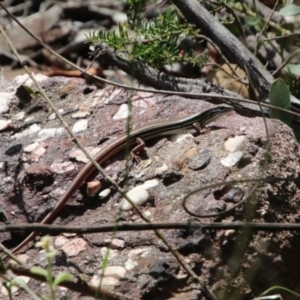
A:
120 179 159 211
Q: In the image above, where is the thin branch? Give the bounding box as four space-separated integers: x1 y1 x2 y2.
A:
2 221 300 235
6 263 137 300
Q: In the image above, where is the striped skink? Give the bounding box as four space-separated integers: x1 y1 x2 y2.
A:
6 105 233 258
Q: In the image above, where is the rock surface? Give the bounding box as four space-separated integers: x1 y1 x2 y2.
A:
1 75 300 299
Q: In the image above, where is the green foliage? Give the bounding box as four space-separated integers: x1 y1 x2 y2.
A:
3 275 40 300
125 0 151 26
87 5 207 69
269 78 292 126
53 272 74 289
31 266 48 278
245 15 262 31
31 236 74 300
3 236 74 300
260 285 300 298
285 64 300 77
286 72 300 98
279 4 300 16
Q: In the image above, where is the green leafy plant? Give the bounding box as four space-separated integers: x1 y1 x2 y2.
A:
279 4 300 16
30 236 73 300
269 78 292 126
260 285 300 298
88 4 207 70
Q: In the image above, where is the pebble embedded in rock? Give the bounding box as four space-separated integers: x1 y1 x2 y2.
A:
38 127 66 138
0 92 13 114
125 258 136 270
5 144 22 155
99 188 111 199
13 111 25 120
24 142 39 153
221 151 243 167
224 135 245 152
155 163 168 175
13 124 41 139
3 176 13 183
54 236 69 248
72 119 88 133
225 187 244 203
48 109 65 120
87 180 101 197
72 110 90 119
120 179 159 210
61 238 87 257
113 103 130 120
91 266 126 286
69 147 101 163
120 186 149 211
50 161 74 174
0 119 12 131
104 238 125 249
187 148 211 170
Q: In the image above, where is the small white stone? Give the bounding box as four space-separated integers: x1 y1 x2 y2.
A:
69 147 100 163
24 73 48 86
100 247 118 260
54 236 69 248
16 254 29 264
98 266 127 286
38 127 66 138
62 232 77 237
224 230 235 237
50 161 74 174
221 151 243 167
14 74 31 85
143 179 159 189
0 119 12 131
24 116 35 123
99 188 111 199
125 258 136 270
224 136 245 152
120 179 159 211
0 92 13 114
144 210 151 217
120 186 149 211
13 111 25 120
34 146 46 157
72 119 88 133
104 238 125 249
72 110 90 119
13 123 40 138
155 163 168 175
113 104 130 120
3 177 13 183
24 142 39 153
61 238 87 257
112 12 127 23
130 247 151 258
48 109 65 120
